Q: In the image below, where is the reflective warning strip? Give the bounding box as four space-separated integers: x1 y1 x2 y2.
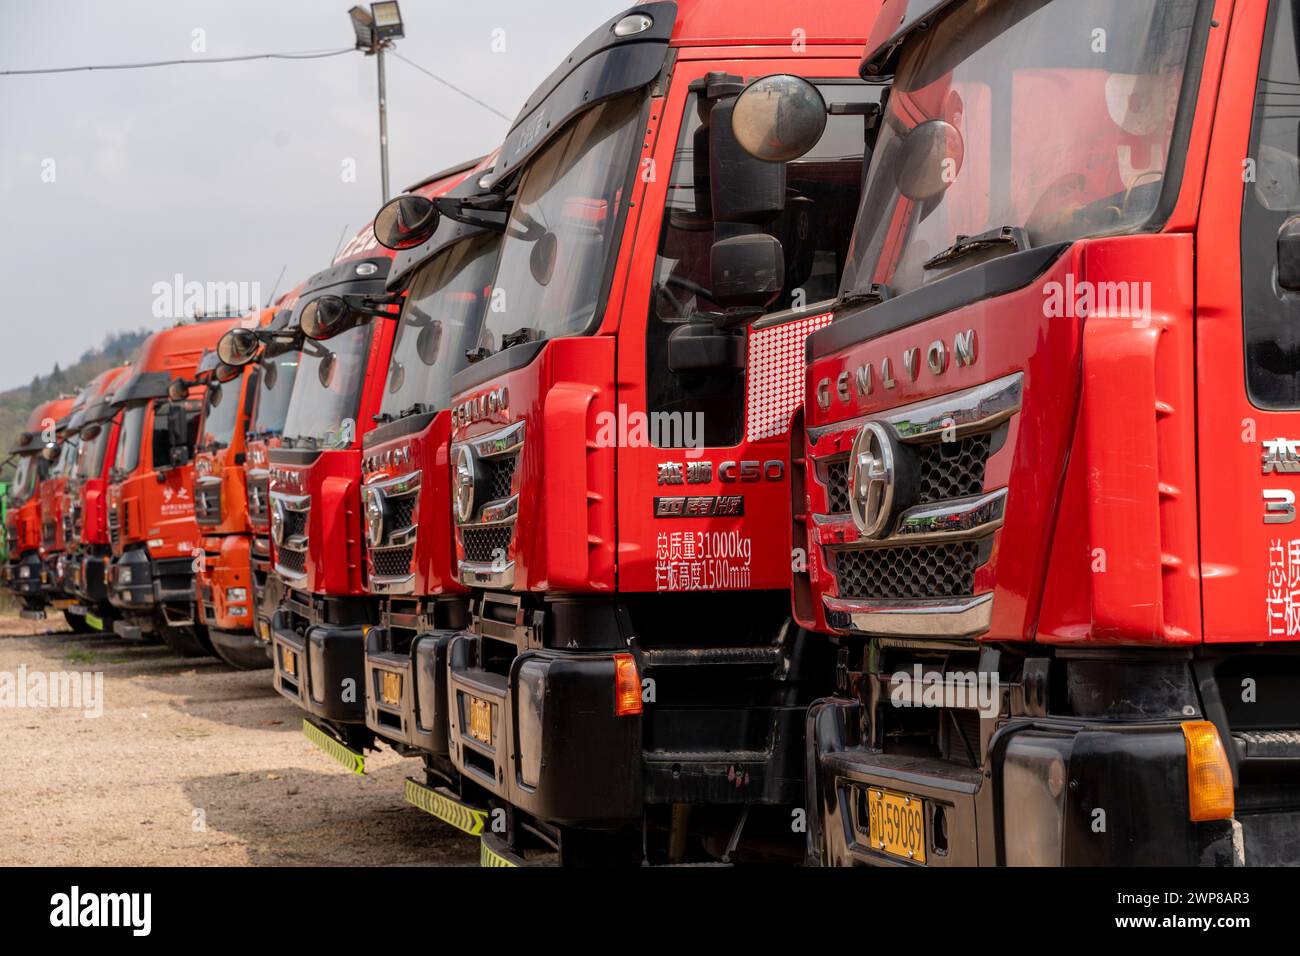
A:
404 778 488 837
302 719 365 775
84 613 104 632
480 840 519 868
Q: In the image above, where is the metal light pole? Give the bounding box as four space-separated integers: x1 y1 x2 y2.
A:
348 2 405 204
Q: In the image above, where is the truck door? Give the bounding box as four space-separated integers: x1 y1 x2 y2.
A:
1197 0 1300 643
615 56 876 592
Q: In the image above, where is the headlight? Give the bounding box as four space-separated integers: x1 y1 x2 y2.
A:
270 499 286 546
364 488 388 548
119 567 133 584
452 444 477 525
17 566 31 579
225 587 248 603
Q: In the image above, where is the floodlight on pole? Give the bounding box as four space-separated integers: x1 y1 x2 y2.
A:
347 2 405 203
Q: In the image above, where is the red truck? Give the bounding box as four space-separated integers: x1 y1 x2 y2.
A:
720 0 1300 866
365 0 878 864
60 365 132 632
217 164 484 762
280 154 504 804
105 317 241 655
4 396 76 618
246 288 304 662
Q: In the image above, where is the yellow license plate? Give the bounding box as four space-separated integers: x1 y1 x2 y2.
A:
283 648 298 678
866 788 927 863
259 621 270 641
381 671 402 706
466 695 494 746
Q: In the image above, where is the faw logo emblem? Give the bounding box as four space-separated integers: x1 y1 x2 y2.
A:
818 330 978 411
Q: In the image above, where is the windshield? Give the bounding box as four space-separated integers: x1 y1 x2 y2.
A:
250 353 300 437
199 378 242 450
281 321 372 449
383 233 501 417
479 92 645 353
844 0 1201 298
54 438 78 478
11 454 42 502
114 404 146 476
76 426 112 479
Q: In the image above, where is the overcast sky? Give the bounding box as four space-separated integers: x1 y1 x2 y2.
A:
0 0 626 391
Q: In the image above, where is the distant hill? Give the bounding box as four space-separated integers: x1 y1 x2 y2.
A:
0 329 151 481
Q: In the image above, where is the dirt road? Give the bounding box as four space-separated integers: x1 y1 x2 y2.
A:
0 612 478 866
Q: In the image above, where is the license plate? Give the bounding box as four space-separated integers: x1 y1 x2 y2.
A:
866 788 927 863
380 671 402 706
466 695 494 746
259 621 270 641
283 647 298 678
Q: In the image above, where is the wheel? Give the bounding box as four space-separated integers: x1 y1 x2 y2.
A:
208 629 272 670
157 624 213 658
63 610 97 634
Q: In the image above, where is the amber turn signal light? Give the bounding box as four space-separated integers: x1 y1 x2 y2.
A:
1181 721 1234 822
613 653 642 717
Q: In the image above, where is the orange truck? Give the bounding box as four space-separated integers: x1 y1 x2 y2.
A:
191 308 286 668
4 396 76 617
104 317 241 654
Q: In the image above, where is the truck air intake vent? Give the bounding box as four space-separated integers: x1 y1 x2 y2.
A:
371 545 414 578
834 541 980 601
486 456 517 503
917 433 991 504
276 548 307 576
462 525 513 564
825 459 850 514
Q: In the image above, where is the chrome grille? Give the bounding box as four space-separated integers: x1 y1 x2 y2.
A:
364 470 420 592
247 474 269 523
277 547 306 575
453 421 523 588
282 509 307 539
107 505 122 551
811 374 1023 640
195 477 223 525
485 455 516 501
272 493 310 581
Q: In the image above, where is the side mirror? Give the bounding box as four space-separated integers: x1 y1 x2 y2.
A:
895 119 964 202
666 323 744 374
1279 216 1300 291
41 443 59 462
167 403 191 467
167 378 190 402
374 194 440 250
711 96 786 224
217 328 261 368
710 233 785 313
731 74 828 164
300 295 359 341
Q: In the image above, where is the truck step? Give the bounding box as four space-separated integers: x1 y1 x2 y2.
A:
1234 730 1300 760
404 777 488 837
19 609 47 621
480 832 525 867
302 719 365 775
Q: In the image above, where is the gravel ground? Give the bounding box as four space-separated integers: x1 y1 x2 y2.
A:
0 611 479 866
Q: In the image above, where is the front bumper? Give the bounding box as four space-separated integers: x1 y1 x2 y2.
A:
108 549 197 623
73 553 111 605
446 635 642 826
10 552 45 597
270 604 367 724
365 628 457 753
810 697 1243 866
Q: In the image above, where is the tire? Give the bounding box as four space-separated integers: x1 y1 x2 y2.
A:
208 629 272 670
157 624 213 658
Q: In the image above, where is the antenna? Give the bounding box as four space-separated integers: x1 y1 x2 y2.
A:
332 223 351 262
265 265 287 308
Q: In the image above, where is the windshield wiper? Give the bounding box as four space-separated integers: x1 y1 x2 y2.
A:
923 226 1029 271
398 403 433 420
837 284 890 309
500 327 538 351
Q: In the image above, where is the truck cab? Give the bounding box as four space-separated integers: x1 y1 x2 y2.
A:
105 316 241 655
37 402 82 611
65 365 132 633
753 0 1300 866
431 0 879 864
